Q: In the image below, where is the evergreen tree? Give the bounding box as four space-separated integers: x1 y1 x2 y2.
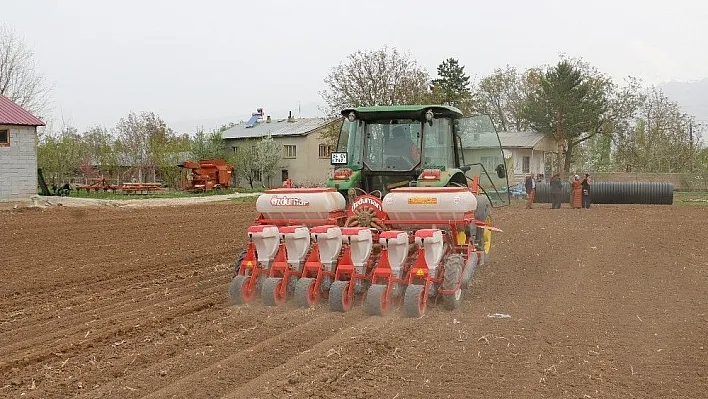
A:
522 60 606 175
430 58 472 107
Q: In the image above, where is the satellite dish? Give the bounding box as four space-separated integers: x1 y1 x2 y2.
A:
502 149 512 159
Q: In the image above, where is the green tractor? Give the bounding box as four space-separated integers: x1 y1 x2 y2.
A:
326 105 510 252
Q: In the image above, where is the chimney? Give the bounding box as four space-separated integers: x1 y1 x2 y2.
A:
266 115 271 123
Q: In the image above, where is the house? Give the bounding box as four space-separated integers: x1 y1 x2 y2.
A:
0 95 45 201
221 109 339 187
461 131 558 183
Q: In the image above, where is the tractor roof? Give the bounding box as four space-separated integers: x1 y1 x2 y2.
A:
341 105 464 121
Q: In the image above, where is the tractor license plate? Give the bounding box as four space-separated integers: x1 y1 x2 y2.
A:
330 152 348 165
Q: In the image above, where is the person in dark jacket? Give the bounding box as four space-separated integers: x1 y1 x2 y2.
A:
525 174 536 209
581 173 592 208
550 173 563 209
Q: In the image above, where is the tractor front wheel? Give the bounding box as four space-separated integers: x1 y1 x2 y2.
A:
294 277 318 308
442 254 464 310
403 284 426 318
229 275 255 305
364 284 390 316
262 277 287 306
329 281 353 312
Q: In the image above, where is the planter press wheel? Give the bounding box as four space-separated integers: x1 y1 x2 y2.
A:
364 284 390 316
261 277 287 306
403 284 426 318
328 280 353 312
441 254 464 310
229 275 255 305
294 277 319 308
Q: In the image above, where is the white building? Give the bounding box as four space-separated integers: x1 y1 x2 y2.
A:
0 95 45 201
462 131 559 183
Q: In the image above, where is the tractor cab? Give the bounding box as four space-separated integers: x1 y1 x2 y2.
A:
327 105 510 208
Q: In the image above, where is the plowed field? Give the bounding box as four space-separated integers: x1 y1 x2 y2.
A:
1 201 706 398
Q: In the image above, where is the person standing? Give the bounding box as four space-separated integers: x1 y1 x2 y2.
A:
581 173 592 209
550 173 563 209
525 173 536 209
570 175 583 209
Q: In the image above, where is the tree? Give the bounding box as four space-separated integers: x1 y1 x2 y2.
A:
0 24 50 116
319 46 430 114
115 111 173 182
82 126 118 177
36 126 86 186
190 127 225 160
316 118 345 147
522 59 609 175
152 134 190 188
613 86 699 173
429 58 472 107
233 135 282 189
576 133 613 172
475 66 541 132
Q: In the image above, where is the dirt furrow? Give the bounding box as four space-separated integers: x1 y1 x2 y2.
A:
0 261 229 345
0 279 230 373
73 305 337 398
0 246 240 315
139 311 382 399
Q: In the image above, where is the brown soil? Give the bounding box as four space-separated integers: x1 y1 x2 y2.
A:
1 202 706 398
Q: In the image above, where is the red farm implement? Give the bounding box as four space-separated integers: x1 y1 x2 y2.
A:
179 159 233 192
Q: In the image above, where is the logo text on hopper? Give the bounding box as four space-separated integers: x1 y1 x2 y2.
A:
270 196 310 206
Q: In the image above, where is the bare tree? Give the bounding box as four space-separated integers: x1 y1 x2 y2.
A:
475 65 541 132
0 23 50 116
115 111 173 182
319 46 430 115
614 86 699 173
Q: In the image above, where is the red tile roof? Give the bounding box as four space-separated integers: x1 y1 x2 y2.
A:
0 95 45 126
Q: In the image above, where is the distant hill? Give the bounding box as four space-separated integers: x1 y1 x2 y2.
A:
659 78 708 123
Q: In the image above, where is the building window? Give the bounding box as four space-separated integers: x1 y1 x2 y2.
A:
0 130 8 146
252 170 262 182
522 156 530 173
232 146 238 153
318 144 334 158
283 145 297 158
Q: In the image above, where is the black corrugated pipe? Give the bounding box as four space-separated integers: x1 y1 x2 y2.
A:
534 182 674 205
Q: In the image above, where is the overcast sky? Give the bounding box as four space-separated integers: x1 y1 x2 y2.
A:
4 0 707 133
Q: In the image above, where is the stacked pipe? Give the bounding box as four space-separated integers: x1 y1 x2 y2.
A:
533 181 674 205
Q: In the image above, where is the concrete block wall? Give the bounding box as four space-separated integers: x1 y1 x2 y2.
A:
0 125 38 201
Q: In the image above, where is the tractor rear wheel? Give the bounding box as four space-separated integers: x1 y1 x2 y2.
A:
229 275 254 305
233 249 246 276
442 254 464 310
262 277 286 306
328 281 353 312
294 277 318 308
403 284 426 318
473 196 491 252
364 284 390 316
